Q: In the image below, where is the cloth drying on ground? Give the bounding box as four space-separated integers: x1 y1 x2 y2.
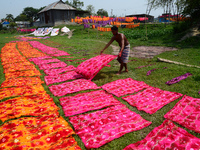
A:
3 65 37 74
43 27 53 36
122 87 183 114
61 26 70 33
164 95 200 134
123 120 200 150
43 65 76 76
60 90 121 117
28 56 53 62
29 58 61 65
49 79 100 97
69 104 151 149
166 73 192 85
50 28 59 36
38 62 67 70
102 78 150 97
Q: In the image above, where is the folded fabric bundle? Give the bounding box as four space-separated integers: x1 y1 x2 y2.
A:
102 78 150 97
43 65 76 76
69 104 151 149
164 95 200 133
166 73 192 85
60 90 121 116
38 62 67 70
123 120 200 150
49 79 100 97
122 87 183 114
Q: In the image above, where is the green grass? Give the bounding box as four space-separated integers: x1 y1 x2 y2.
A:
0 24 200 150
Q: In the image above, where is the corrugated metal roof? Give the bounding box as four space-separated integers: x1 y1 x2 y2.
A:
38 0 76 14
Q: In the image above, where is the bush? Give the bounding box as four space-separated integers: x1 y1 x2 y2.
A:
172 21 192 34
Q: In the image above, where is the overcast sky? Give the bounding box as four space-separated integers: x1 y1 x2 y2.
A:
0 0 164 20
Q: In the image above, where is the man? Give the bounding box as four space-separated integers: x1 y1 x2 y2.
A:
100 26 130 74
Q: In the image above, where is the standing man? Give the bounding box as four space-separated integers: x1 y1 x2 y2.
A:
100 26 130 74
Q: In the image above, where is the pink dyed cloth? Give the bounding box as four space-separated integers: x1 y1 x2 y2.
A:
122 87 183 114
69 104 151 149
43 65 76 76
44 71 84 85
123 120 200 150
28 56 52 61
60 90 121 116
75 54 117 80
101 78 150 97
29 58 61 65
49 79 100 97
38 62 67 70
164 95 200 134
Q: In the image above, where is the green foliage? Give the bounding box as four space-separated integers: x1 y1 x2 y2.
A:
172 21 192 34
97 8 108 17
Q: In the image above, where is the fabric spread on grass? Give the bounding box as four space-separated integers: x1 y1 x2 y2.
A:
0 114 81 150
164 95 200 134
101 78 150 97
69 104 151 149
0 94 59 121
0 84 47 101
49 79 100 97
65 58 87 62
29 58 62 65
28 56 53 61
2 62 33 69
43 65 76 76
165 73 192 85
60 90 121 117
29 41 70 56
3 65 37 74
75 54 117 80
44 71 84 85
0 77 44 88
122 87 183 114
123 120 200 150
38 62 67 70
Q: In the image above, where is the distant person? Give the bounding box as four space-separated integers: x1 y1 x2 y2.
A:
100 26 130 74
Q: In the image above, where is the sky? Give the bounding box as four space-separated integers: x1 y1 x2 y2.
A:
0 0 164 20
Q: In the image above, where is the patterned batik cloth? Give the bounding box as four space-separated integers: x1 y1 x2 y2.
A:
43 65 76 76
0 114 81 150
123 120 200 150
164 95 200 134
49 79 100 97
101 78 150 97
0 94 59 121
44 71 84 85
29 58 62 65
60 90 121 116
2 62 33 69
3 65 37 74
0 77 44 88
28 56 53 62
122 87 183 114
38 62 67 70
75 54 117 80
69 104 151 149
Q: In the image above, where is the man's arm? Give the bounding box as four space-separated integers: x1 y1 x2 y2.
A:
119 34 125 57
100 37 115 54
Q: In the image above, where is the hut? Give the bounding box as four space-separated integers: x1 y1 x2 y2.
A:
37 0 76 26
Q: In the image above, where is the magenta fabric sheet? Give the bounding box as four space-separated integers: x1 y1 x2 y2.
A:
60 90 122 117
101 78 150 97
43 65 76 76
69 104 151 149
164 95 200 134
123 120 200 150
28 56 52 62
38 62 67 70
29 58 61 65
122 87 183 114
49 79 100 97
75 54 117 80
44 71 84 85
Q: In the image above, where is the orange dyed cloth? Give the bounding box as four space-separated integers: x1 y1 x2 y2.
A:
0 94 59 121
0 84 47 100
3 65 36 74
0 77 44 88
2 62 33 69
0 114 81 150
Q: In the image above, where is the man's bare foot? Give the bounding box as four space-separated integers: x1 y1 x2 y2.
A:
123 70 128 73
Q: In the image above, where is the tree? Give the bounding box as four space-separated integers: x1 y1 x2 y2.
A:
86 5 95 15
15 14 29 21
97 9 108 17
5 14 14 22
65 0 84 10
22 7 39 22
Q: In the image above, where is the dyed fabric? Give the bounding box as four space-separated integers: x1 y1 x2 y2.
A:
2 62 33 69
60 90 121 116
44 71 84 85
122 87 183 114
0 77 44 88
146 68 158 76
0 94 59 121
0 84 47 100
101 78 150 97
123 120 200 150
69 104 151 149
164 95 200 133
3 65 36 74
0 114 81 150
120 44 130 63
166 73 192 85
4 69 42 79
29 58 61 65
65 58 87 62
75 54 117 80
43 65 76 76
28 56 53 62
49 79 100 97
38 62 67 70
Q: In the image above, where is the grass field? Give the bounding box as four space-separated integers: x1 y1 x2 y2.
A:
0 23 200 150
